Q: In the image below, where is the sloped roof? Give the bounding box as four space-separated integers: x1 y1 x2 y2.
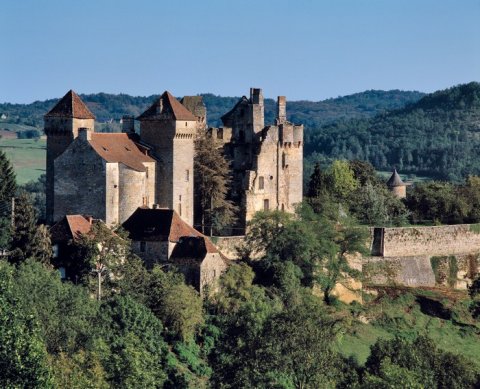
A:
122 208 202 242
137 91 196 121
88 133 155 172
45 90 96 119
386 169 406 187
170 236 219 261
50 215 94 243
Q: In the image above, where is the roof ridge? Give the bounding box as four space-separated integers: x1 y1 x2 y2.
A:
45 90 96 119
137 91 196 121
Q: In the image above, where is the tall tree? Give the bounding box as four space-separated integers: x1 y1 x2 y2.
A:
9 192 51 265
0 150 16 248
0 262 53 388
194 132 238 235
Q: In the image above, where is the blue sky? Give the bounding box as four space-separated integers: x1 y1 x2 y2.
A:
1 0 479 103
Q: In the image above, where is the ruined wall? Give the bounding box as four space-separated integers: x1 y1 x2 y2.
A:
212 236 246 260
53 137 106 223
381 224 480 257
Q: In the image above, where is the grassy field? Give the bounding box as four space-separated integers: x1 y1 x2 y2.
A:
335 287 480 367
0 120 39 133
0 138 46 184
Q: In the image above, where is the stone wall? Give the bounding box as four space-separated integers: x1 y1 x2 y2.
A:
45 116 95 223
131 240 169 269
379 224 480 257
54 138 106 223
212 236 245 260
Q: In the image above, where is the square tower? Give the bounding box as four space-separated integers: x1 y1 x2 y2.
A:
137 91 196 226
44 90 95 224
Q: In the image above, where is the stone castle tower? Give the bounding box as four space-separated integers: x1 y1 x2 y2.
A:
44 90 96 224
137 91 197 226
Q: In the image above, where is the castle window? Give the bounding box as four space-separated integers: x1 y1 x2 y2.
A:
258 176 264 190
217 129 223 139
281 203 285 211
263 199 270 211
185 122 188 127
146 167 149 178
140 241 146 252
185 170 189 182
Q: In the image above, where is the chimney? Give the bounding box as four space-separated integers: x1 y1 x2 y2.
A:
122 115 135 133
78 127 92 141
85 215 93 224
250 88 264 105
277 96 286 124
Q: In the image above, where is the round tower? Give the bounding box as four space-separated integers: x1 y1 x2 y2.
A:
386 169 407 199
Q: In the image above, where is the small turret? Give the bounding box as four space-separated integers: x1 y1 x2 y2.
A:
387 169 407 199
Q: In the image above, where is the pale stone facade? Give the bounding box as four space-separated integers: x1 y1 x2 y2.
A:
52 128 155 226
46 88 303 233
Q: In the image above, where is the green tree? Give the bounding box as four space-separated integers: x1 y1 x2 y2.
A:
0 262 53 388
9 192 51 265
243 204 368 304
147 267 204 342
258 295 343 388
324 160 358 201
71 223 130 298
13 260 98 355
364 336 479 388
194 132 238 235
0 150 16 249
307 162 325 198
468 274 480 318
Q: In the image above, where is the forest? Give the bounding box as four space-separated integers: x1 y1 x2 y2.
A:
305 82 480 182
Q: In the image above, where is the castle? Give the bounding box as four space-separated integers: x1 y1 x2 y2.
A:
45 88 303 233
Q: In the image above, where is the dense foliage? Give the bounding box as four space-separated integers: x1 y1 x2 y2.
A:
305 82 480 181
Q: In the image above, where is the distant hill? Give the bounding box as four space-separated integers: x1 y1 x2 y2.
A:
0 89 424 130
305 82 480 181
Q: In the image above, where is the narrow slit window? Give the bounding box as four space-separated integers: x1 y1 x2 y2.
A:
263 199 269 211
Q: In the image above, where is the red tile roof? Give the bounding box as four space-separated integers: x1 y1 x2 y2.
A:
137 91 196 121
45 90 96 119
122 208 202 242
89 133 155 172
50 215 94 243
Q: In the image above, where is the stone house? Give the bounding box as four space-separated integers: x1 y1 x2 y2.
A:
122 207 227 292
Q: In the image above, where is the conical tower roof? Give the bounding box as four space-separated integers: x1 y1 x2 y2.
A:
386 169 406 187
137 91 196 121
45 90 95 119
